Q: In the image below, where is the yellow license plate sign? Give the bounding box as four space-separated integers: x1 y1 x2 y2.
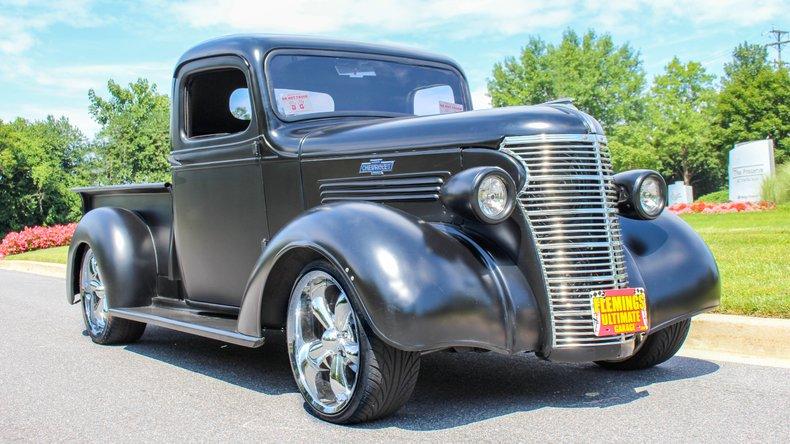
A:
590 288 649 337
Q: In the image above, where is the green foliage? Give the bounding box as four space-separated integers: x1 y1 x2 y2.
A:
88 79 171 184
761 163 790 204
487 29 646 129
0 117 86 236
696 189 729 203
607 122 659 172
715 43 790 165
646 58 722 190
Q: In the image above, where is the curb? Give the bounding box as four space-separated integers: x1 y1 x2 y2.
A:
0 260 67 278
1 260 787 364
684 313 790 364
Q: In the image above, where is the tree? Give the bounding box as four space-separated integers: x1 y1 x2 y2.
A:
487 29 646 129
88 79 171 184
647 58 721 190
607 122 659 173
714 43 790 164
0 117 86 235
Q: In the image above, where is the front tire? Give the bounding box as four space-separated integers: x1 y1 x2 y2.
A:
595 319 691 370
286 260 420 424
79 248 146 345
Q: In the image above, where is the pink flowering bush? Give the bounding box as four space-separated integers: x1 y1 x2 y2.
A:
0 223 77 258
667 201 776 215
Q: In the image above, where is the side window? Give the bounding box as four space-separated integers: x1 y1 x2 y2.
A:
185 68 252 138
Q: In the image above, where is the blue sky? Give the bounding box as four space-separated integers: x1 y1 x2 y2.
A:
1 0 787 137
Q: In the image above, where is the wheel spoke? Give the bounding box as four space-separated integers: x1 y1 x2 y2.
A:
343 345 360 372
329 354 351 402
297 340 328 399
334 293 352 332
307 340 332 368
90 279 105 298
310 287 335 330
89 256 100 280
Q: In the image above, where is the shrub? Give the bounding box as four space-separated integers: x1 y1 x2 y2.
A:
668 201 775 214
761 163 790 204
0 223 77 258
696 189 729 203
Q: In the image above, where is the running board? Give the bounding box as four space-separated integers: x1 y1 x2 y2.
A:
109 306 265 348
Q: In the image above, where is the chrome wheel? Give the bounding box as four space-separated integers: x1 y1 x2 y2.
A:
287 270 360 415
80 249 108 336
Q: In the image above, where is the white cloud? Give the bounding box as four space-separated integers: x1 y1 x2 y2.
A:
0 104 100 138
167 0 579 38
644 0 785 26
166 0 786 39
0 0 102 55
0 58 171 97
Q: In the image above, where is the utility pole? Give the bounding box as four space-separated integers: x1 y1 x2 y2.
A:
766 28 789 68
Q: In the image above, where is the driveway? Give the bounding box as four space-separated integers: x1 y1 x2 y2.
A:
1 270 787 442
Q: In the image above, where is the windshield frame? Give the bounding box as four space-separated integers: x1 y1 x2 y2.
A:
263 49 471 123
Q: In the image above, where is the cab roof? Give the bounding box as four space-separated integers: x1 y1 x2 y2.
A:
175 34 466 79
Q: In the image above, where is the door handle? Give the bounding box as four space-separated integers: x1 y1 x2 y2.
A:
167 154 182 167
252 140 262 158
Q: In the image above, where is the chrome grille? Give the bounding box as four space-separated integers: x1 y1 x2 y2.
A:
500 134 630 348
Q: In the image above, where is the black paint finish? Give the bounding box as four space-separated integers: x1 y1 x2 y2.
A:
67 207 157 308
66 35 720 363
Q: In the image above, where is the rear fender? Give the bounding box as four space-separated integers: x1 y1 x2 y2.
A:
66 207 157 308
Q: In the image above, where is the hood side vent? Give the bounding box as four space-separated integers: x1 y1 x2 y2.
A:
319 171 450 204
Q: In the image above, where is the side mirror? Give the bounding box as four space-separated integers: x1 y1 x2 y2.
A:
229 88 252 121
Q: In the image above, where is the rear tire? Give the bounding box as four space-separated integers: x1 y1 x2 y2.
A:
286 260 420 424
595 319 691 370
79 248 146 345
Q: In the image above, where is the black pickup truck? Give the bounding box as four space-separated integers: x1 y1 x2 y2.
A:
67 35 720 423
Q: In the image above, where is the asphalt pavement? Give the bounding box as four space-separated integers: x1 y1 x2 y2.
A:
1 269 788 442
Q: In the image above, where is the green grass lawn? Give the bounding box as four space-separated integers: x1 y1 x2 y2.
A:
680 205 789 318
4 245 69 264
3 206 788 317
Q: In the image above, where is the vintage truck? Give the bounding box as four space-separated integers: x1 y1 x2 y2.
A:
67 35 720 423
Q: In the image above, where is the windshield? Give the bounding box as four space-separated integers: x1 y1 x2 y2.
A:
267 53 468 120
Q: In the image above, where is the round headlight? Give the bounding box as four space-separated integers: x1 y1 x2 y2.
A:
478 175 509 220
441 167 517 224
638 175 665 218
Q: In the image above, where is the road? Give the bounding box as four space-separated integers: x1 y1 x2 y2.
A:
1 269 788 442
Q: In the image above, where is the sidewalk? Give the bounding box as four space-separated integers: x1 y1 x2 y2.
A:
2 259 787 366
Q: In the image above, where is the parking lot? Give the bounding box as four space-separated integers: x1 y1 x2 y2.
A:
1 269 788 442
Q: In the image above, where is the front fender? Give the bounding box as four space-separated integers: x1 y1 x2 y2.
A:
238 202 536 353
620 211 720 331
66 207 157 308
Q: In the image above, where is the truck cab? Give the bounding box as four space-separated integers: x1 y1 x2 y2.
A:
66 35 720 424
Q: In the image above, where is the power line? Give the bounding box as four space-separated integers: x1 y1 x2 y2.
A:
765 28 790 68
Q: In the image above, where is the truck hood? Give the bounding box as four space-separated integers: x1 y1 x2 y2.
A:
299 105 597 157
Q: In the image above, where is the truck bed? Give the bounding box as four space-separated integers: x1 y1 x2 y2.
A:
74 182 176 281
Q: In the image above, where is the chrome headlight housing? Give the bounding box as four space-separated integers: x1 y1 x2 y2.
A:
442 167 517 224
614 170 667 220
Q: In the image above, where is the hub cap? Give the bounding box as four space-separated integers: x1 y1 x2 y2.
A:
288 270 360 414
80 249 108 336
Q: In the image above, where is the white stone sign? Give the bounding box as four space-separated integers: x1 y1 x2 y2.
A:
729 140 776 202
668 181 694 205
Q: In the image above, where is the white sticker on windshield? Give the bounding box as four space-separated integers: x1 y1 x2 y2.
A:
274 89 335 116
439 101 463 114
